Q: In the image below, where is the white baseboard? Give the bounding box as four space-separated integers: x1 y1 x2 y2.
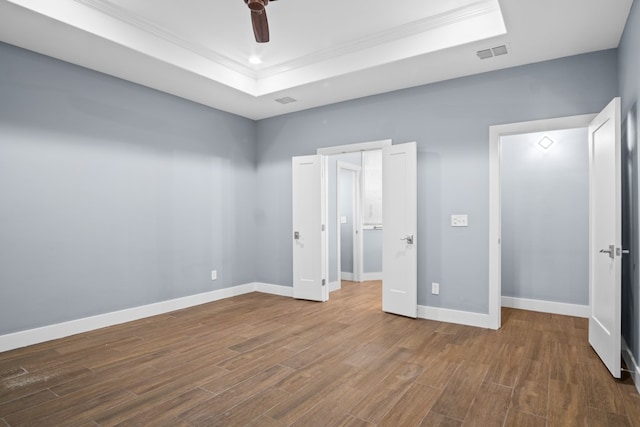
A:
623 337 640 394
0 282 295 353
418 305 493 329
329 281 341 292
254 282 294 298
361 272 383 281
341 272 354 281
501 296 590 318
1 285 595 354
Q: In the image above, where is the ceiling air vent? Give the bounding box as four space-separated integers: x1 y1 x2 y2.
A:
275 96 297 105
492 45 508 56
476 49 493 60
477 45 509 60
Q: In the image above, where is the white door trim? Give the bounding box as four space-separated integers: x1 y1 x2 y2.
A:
337 161 362 283
317 139 392 156
488 113 597 329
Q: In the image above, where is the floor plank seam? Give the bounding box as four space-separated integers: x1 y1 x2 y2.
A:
501 408 510 427
545 360 551 423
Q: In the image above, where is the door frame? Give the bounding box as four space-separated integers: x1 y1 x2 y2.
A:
337 161 362 283
318 139 392 297
488 114 596 329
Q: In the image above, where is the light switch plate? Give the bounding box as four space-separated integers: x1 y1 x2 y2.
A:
451 214 468 227
340 216 348 224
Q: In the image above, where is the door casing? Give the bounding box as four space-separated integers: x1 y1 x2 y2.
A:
318 140 392 299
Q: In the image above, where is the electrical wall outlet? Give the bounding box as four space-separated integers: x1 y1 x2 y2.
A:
432 282 440 295
451 214 469 227
211 270 217 281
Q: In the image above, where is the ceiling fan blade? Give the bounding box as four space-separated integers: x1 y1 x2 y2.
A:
251 9 270 43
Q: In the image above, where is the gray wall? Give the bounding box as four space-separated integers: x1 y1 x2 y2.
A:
0 42 257 335
363 229 383 273
619 0 640 374
255 50 619 313
0 32 626 337
501 128 589 305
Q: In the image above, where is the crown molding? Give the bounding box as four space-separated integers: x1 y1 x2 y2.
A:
72 0 259 80
259 0 501 77
71 0 500 85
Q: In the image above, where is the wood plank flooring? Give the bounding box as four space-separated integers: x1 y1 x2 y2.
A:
0 280 638 426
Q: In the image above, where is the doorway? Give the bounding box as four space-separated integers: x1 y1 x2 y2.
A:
324 142 387 294
489 113 597 329
500 128 590 316
292 139 418 318
489 98 622 378
331 152 385 290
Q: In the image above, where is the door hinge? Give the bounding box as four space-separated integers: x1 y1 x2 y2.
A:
321 224 325 232
322 279 326 287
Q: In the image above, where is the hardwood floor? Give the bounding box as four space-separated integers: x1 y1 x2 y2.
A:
0 280 638 426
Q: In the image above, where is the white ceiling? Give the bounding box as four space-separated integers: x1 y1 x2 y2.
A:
0 0 633 120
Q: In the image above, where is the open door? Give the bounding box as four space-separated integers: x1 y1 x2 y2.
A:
292 155 327 301
589 97 621 378
382 142 417 318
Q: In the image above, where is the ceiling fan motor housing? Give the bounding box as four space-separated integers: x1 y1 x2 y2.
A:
247 0 267 12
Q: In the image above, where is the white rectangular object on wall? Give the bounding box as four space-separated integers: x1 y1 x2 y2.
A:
451 214 468 227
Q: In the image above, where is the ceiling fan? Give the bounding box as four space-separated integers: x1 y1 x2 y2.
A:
244 0 279 43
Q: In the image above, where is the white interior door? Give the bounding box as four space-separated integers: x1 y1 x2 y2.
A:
588 97 621 378
382 142 417 318
292 155 327 301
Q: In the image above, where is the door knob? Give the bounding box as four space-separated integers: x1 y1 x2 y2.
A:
599 244 615 259
400 235 414 245
294 231 300 240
